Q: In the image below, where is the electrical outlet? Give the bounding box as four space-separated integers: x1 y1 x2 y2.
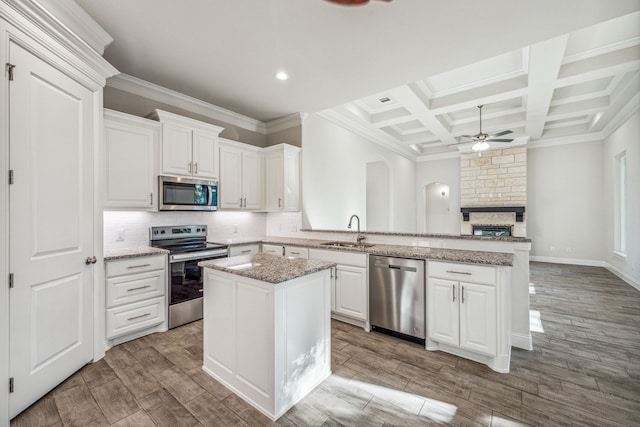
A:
550 246 556 252
116 229 125 242
565 247 572 253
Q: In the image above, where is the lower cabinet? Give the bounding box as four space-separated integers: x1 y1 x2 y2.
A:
284 246 308 259
105 254 167 345
228 243 260 257
261 244 284 255
427 261 510 373
309 249 368 327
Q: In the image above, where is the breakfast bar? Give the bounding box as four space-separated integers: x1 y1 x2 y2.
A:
199 253 335 421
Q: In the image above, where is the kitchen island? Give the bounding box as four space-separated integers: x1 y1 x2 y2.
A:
199 253 335 421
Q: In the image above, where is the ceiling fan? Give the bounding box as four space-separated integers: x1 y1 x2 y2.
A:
458 105 514 152
324 0 392 5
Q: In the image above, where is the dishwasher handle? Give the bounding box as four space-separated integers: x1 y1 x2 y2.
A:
374 263 417 273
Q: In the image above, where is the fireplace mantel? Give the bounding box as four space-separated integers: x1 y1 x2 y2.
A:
461 206 526 222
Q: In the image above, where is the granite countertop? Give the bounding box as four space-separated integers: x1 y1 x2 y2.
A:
209 237 265 246
299 228 532 243
104 246 169 261
199 253 336 284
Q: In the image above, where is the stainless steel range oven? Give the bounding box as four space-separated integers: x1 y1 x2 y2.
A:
150 225 227 329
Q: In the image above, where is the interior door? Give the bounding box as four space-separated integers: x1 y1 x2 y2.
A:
9 41 95 418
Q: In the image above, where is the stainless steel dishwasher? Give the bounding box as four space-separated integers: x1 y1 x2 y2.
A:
369 255 426 344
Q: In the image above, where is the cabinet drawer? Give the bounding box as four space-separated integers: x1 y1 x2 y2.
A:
284 246 308 259
106 270 165 308
106 254 166 277
229 243 260 257
428 261 495 285
262 244 283 256
106 296 166 339
309 249 367 268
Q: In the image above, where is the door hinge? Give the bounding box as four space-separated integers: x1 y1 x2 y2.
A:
9 273 13 289
6 63 15 81
9 170 14 185
9 377 14 393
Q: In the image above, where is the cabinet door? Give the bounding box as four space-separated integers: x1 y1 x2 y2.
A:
192 128 218 179
284 246 308 259
459 282 497 356
427 278 459 347
334 265 367 321
162 121 192 176
229 243 261 257
265 151 283 210
262 244 283 256
283 148 300 211
104 113 157 210
219 145 243 208
242 150 262 210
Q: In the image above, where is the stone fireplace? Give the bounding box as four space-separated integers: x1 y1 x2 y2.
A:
460 146 527 237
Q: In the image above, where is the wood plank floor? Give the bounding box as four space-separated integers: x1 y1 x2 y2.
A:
10 262 640 426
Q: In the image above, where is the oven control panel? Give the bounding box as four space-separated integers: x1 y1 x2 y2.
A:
150 225 207 240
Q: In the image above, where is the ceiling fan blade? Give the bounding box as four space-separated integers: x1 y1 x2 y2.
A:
490 130 513 137
460 135 474 138
487 138 514 143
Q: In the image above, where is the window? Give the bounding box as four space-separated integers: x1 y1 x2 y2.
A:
614 151 627 255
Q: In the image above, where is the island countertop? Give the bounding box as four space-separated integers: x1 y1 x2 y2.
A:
199 253 336 284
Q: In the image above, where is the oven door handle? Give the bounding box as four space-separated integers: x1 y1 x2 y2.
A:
170 250 228 263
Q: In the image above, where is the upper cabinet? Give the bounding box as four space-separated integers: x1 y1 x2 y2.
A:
104 110 160 210
149 109 224 179
219 139 263 210
264 144 300 211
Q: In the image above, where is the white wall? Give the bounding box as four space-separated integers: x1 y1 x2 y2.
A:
603 111 640 288
301 114 416 233
104 211 266 250
528 140 605 262
415 156 461 234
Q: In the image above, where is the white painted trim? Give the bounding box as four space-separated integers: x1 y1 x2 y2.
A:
604 263 640 290
529 255 605 267
511 332 533 351
527 133 604 150
563 36 640 64
317 109 418 161
265 113 304 134
415 151 461 162
106 74 268 134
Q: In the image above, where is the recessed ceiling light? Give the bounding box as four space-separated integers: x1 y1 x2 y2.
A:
276 71 289 81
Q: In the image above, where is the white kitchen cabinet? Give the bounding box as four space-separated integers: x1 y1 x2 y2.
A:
262 244 284 255
105 254 168 345
103 110 160 210
264 144 300 211
309 249 368 327
284 246 308 259
229 243 261 257
219 139 262 209
149 109 223 179
427 261 510 373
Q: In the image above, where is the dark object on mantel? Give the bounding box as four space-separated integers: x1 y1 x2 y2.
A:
473 225 512 237
461 206 525 222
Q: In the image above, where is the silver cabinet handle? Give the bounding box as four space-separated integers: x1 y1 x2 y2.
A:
149 192 153 206
330 268 334 280
85 256 97 265
127 264 151 269
461 286 465 303
127 285 151 292
290 251 300 255
243 198 247 208
188 162 193 174
278 198 282 208
194 162 198 174
241 249 252 254
240 198 243 207
127 313 151 321
452 284 456 302
446 270 471 275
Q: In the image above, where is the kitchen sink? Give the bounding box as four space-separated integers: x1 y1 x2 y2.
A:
320 241 375 248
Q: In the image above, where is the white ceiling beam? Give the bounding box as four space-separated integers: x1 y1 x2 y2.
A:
525 35 569 139
547 96 610 120
392 84 458 146
591 72 640 132
429 76 528 114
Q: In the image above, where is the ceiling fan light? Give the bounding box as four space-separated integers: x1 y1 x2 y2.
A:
472 141 490 152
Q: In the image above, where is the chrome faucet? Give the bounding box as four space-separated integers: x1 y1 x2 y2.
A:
348 214 366 246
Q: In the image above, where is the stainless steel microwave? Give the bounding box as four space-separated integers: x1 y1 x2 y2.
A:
159 176 218 211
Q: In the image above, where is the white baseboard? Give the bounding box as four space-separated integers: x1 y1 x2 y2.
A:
511 332 533 351
529 256 605 267
604 263 640 290
530 256 639 291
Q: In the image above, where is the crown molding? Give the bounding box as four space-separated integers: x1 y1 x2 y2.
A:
1 0 118 85
107 73 268 134
415 151 461 162
527 132 604 150
265 113 305 133
317 109 418 161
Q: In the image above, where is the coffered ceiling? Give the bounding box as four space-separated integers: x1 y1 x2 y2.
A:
74 0 639 159
321 11 640 158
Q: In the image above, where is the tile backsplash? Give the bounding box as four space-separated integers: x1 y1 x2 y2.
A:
104 210 266 250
